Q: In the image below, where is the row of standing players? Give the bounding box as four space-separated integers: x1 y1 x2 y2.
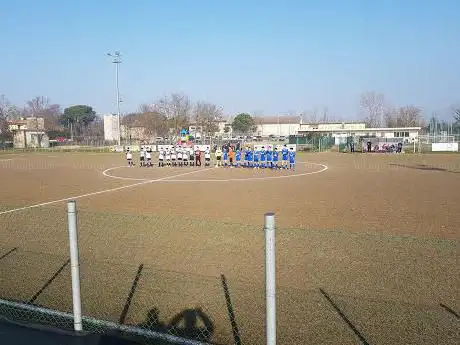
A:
126 145 296 169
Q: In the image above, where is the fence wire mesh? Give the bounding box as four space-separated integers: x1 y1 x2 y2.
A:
418 134 460 153
1 202 458 344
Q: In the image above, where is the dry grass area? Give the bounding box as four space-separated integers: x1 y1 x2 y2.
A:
0 151 458 345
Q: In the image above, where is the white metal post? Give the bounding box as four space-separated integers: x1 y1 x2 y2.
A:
115 61 121 146
264 212 276 345
67 201 83 332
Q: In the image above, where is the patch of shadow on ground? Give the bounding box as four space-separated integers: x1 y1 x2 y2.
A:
389 163 460 173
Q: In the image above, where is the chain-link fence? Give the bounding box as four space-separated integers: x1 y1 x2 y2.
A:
1 203 458 344
289 135 336 152
418 134 460 153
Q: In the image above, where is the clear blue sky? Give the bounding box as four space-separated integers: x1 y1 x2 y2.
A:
1 0 459 120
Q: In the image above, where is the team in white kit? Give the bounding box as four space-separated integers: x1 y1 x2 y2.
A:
126 146 212 168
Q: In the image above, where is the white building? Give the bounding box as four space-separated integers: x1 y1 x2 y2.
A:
297 122 421 144
252 116 300 137
103 114 120 142
8 118 49 148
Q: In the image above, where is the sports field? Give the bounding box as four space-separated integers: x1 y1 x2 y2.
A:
0 151 458 344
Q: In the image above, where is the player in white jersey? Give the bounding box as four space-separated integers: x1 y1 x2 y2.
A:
165 149 171 167
204 148 211 167
126 149 133 167
188 148 195 167
171 149 177 167
139 147 146 167
177 149 183 167
215 148 222 167
182 148 189 166
158 150 165 167
145 149 152 167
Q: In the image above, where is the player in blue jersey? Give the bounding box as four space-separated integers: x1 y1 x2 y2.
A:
223 148 228 167
266 148 273 169
281 145 289 169
247 149 253 168
288 147 296 170
253 148 260 169
272 148 279 169
235 149 241 167
260 147 266 168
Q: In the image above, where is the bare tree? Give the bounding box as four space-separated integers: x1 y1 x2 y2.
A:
396 105 425 127
156 93 191 135
320 106 329 123
360 92 385 127
138 103 156 114
383 108 398 127
0 96 21 144
124 106 169 141
301 109 317 123
24 96 61 131
384 105 425 127
0 95 20 121
193 102 222 138
141 111 168 138
454 108 460 123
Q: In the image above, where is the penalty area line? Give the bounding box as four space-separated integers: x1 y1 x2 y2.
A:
0 167 215 216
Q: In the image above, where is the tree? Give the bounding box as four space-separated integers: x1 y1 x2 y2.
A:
231 113 256 134
24 96 61 131
60 105 96 138
454 108 460 123
156 93 191 134
0 95 20 121
384 105 425 127
360 92 385 127
193 102 222 138
0 96 20 144
124 108 169 139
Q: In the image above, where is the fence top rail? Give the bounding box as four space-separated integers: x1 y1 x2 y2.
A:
0 298 211 345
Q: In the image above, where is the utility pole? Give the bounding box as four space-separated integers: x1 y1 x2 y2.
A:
107 51 122 146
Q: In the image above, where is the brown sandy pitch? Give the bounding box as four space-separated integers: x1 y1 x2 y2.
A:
0 152 459 345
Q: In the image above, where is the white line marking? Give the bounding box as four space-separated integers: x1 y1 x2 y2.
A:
0 158 19 162
102 166 150 181
102 163 328 183
0 167 215 215
87 153 118 155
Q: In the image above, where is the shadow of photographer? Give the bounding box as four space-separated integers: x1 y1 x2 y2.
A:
138 307 214 343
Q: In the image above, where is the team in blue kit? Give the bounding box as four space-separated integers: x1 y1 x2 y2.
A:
221 144 295 170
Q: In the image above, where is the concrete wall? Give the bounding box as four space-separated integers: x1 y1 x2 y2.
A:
255 123 300 137
26 132 49 148
13 131 49 148
300 123 366 131
104 114 119 141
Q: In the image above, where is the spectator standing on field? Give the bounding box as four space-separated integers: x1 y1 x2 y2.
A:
195 148 202 166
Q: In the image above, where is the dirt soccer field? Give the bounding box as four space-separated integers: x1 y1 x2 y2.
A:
0 151 458 345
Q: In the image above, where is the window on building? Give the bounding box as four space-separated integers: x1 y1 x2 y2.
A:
394 132 398 137
405 132 409 137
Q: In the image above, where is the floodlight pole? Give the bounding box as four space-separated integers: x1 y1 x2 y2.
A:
108 51 122 146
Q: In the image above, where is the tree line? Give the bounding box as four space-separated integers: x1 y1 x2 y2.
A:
359 91 460 133
1 91 459 145
0 95 98 142
123 92 224 139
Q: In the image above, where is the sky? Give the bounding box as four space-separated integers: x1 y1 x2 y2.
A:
1 0 459 120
